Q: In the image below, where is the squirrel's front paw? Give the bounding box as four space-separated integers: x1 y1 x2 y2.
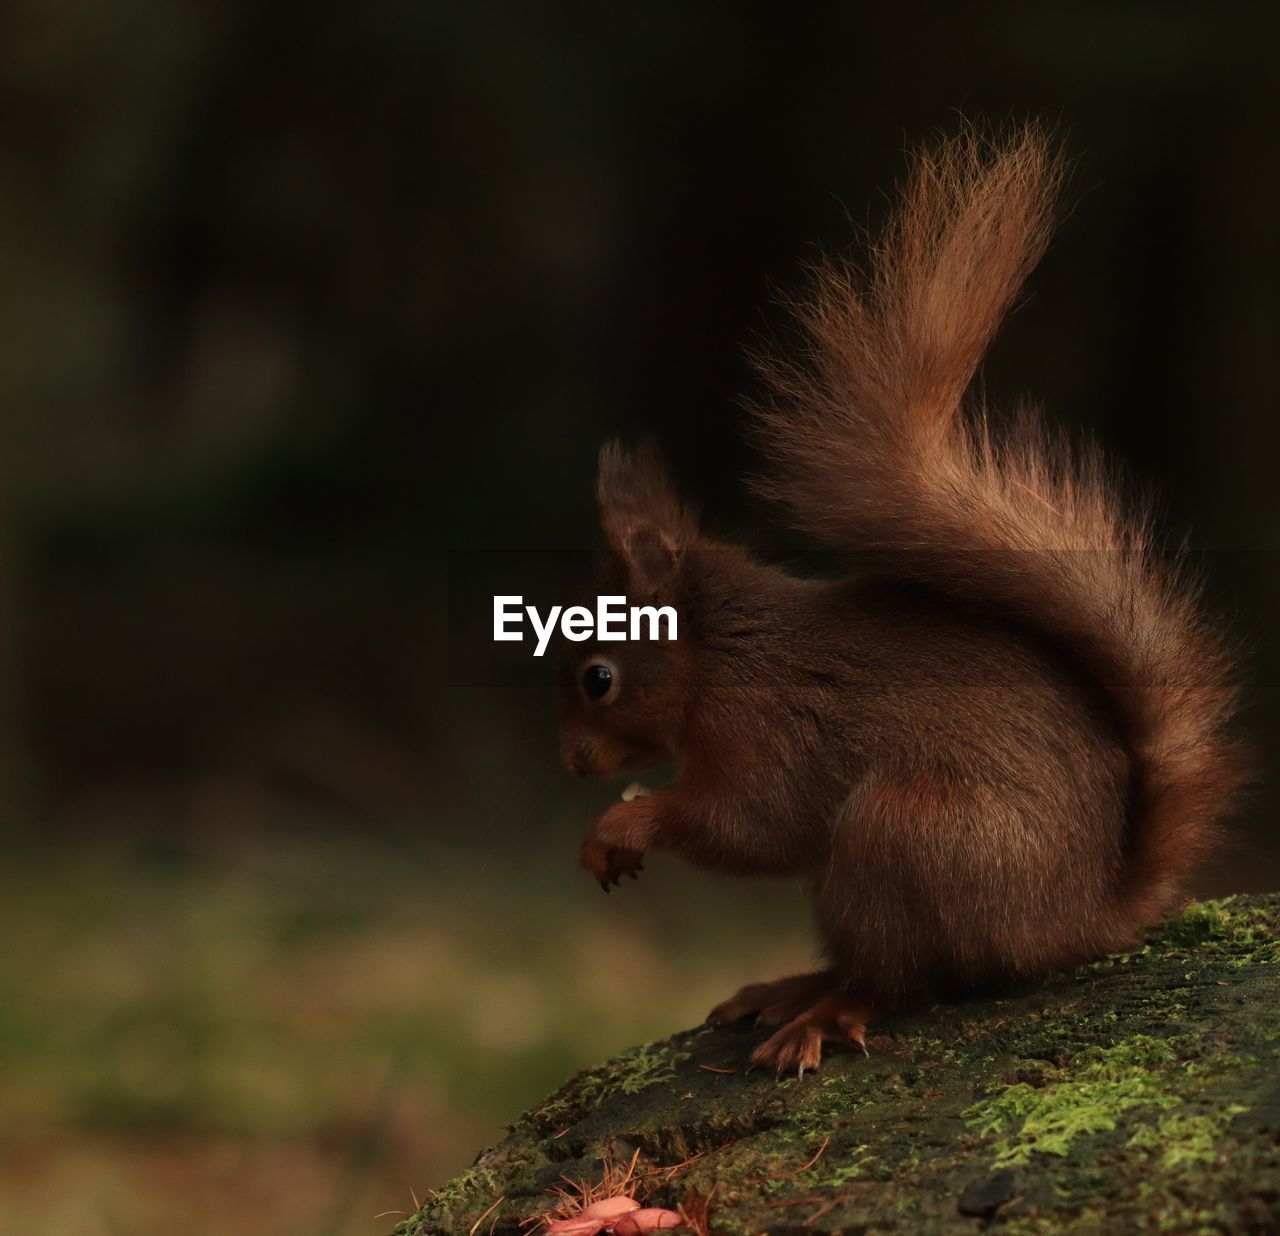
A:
581 800 656 891
581 834 645 890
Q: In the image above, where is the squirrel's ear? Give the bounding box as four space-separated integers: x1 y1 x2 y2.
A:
596 439 695 597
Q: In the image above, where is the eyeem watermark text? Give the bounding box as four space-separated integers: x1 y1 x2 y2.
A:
493 595 677 656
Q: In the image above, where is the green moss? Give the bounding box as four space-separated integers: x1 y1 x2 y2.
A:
1159 901 1229 948
392 1165 498 1235
964 1035 1179 1166
403 895 1280 1235
817 1145 873 1188
527 1041 692 1132
1127 1105 1246 1170
1156 896 1280 966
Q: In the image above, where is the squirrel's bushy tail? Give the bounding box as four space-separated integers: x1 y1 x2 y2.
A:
752 123 1243 925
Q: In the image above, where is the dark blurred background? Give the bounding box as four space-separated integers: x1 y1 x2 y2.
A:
1 4 1276 1234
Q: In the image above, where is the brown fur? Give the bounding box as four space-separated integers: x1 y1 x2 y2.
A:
559 124 1245 1070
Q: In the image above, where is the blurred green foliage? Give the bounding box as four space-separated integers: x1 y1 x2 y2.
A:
0 823 815 1235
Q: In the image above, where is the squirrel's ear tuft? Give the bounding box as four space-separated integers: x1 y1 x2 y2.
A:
596 439 695 596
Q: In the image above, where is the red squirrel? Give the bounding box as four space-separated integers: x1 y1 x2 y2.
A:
557 126 1244 1075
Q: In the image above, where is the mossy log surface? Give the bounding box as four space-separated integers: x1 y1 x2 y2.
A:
400 895 1280 1235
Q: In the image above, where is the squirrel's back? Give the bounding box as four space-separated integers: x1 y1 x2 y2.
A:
751 123 1245 929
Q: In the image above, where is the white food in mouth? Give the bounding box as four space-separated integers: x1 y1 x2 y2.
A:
620 782 652 802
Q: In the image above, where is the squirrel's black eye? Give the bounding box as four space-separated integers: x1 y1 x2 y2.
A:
581 663 614 702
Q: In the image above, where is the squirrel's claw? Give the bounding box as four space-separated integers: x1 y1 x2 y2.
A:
582 835 645 890
751 1024 823 1077
744 990 876 1077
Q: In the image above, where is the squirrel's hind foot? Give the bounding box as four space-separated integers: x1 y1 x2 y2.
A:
748 990 874 1078
706 970 833 1027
